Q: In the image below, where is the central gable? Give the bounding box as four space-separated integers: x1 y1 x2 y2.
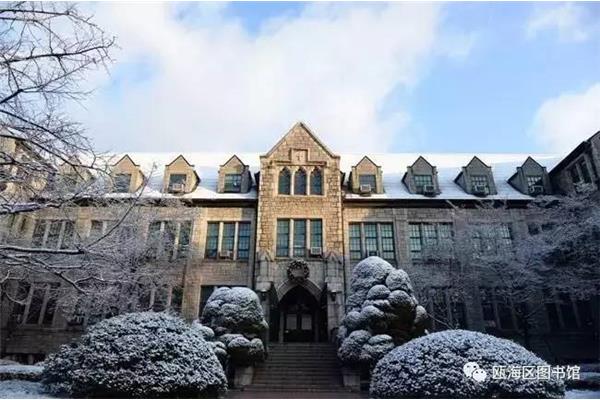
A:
262 122 338 164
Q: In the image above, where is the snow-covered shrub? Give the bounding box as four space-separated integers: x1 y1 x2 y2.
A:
338 257 429 369
42 312 227 398
370 329 565 398
201 287 268 366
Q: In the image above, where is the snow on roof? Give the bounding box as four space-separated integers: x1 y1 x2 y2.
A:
110 152 561 201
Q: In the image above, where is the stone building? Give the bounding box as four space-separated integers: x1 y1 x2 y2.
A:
0 123 598 364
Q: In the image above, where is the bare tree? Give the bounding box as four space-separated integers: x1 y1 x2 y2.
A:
0 2 168 320
411 193 599 347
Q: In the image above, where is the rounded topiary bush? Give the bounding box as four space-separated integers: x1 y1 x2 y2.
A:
370 329 565 399
201 287 268 366
338 257 429 369
42 312 227 398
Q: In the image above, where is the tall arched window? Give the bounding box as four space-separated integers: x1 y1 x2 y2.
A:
278 168 291 195
294 169 307 195
310 168 323 195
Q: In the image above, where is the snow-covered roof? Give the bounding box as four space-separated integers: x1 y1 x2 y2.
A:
109 152 561 201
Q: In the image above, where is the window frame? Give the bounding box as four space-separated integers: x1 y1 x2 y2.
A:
278 168 291 195
147 220 193 261
310 168 323 195
358 174 377 193
113 173 132 193
224 173 242 193
31 219 76 249
294 169 307 196
348 222 396 262
414 174 434 193
408 222 453 260
276 218 324 259
205 221 253 261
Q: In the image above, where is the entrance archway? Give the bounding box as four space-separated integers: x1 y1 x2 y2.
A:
276 285 325 342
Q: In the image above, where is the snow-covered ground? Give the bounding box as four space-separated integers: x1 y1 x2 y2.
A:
0 365 43 381
0 379 598 399
565 389 600 399
0 380 52 399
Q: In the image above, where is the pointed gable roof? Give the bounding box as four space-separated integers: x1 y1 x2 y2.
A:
410 155 434 169
112 154 139 167
454 156 491 182
166 154 195 167
355 155 380 168
263 121 338 159
220 154 248 168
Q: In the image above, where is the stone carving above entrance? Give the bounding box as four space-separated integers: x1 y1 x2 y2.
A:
287 259 310 284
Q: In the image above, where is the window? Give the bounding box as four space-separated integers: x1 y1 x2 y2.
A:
364 223 378 256
472 223 512 254
168 174 187 192
294 169 307 195
237 222 251 260
205 221 253 260
578 159 592 183
526 175 543 191
423 288 467 331
414 175 433 193
31 220 76 249
147 220 193 261
480 287 518 332
278 168 291 195
359 174 376 192
470 175 489 193
409 223 453 259
199 285 216 316
12 283 60 326
569 166 581 184
544 291 593 332
348 222 396 262
293 219 306 257
222 222 235 255
277 219 323 258
205 222 219 259
114 173 131 193
89 220 105 239
310 220 322 251
224 174 242 192
310 169 323 195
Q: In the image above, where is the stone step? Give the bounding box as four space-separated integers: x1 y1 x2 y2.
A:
244 383 345 392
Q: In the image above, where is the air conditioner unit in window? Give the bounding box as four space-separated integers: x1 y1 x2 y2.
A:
472 185 488 196
359 184 372 195
170 183 185 193
529 185 544 195
219 250 232 259
422 184 436 196
309 247 322 256
368 250 379 257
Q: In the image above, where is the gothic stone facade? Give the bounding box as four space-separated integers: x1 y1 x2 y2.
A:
1 124 598 364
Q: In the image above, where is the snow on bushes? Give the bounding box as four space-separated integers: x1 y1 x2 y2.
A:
201 287 268 366
41 312 227 398
338 257 429 369
370 329 565 398
0 364 43 381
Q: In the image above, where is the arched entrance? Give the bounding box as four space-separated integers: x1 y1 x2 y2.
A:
275 285 326 342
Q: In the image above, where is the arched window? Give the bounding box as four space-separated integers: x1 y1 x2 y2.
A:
310 168 323 195
294 169 307 195
278 168 291 195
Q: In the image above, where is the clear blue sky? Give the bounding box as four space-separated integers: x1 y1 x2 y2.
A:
83 2 600 155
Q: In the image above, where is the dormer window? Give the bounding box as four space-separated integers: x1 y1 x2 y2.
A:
114 173 131 193
168 174 187 193
470 175 489 195
359 174 376 193
224 173 242 193
414 175 434 194
526 175 543 194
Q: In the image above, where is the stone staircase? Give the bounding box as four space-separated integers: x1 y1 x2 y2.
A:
240 342 352 396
